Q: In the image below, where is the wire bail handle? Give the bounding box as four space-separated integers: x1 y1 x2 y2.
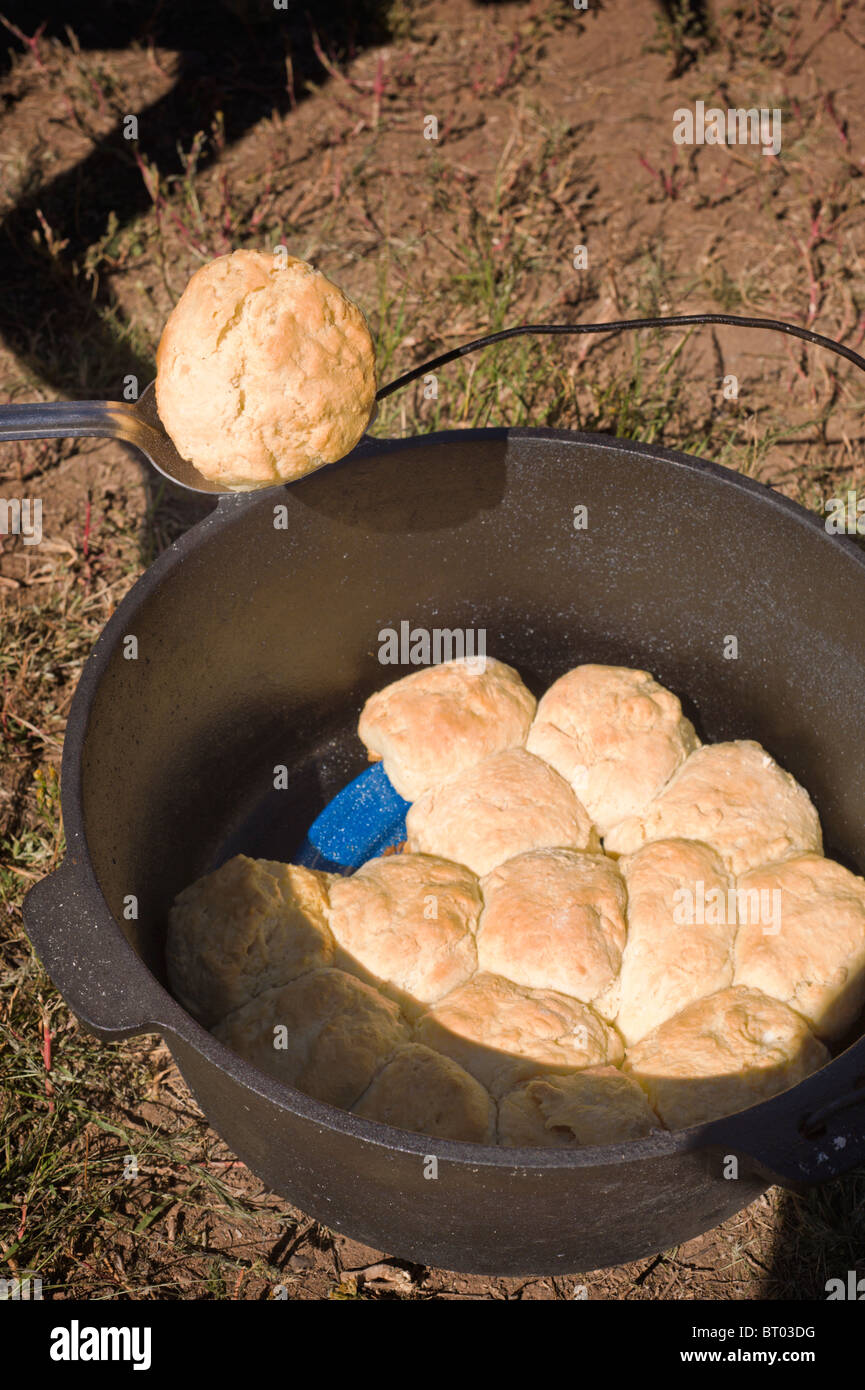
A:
375 312 865 405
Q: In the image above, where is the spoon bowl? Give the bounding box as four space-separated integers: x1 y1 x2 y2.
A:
123 382 228 494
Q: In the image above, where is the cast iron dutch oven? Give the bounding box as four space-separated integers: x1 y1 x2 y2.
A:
21 323 865 1276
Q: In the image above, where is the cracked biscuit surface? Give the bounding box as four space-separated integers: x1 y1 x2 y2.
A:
354 1043 496 1143
624 985 829 1129
498 1066 660 1147
477 848 627 1010
155 249 376 488
526 664 699 836
414 971 623 1097
327 852 481 1013
166 854 335 1028
358 656 536 802
604 740 822 875
406 748 599 877
733 853 865 1042
615 839 737 1045
213 967 410 1108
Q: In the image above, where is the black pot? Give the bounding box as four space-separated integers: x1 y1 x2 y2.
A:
23 428 865 1275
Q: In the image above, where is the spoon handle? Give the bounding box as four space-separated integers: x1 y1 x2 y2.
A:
0 398 137 442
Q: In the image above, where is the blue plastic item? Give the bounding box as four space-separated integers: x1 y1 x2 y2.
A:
294 762 410 875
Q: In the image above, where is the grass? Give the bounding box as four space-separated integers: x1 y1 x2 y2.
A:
0 980 308 1297
771 1177 865 1298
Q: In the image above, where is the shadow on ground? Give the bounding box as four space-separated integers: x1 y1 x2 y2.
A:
0 0 394 541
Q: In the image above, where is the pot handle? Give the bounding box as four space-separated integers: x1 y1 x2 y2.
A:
22 856 174 1040
376 312 865 408
695 1043 865 1187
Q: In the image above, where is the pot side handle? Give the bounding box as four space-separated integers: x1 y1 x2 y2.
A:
22 857 171 1040
695 1043 865 1187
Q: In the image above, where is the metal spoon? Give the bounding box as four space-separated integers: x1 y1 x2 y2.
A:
5 313 865 497
0 380 381 496
0 381 224 494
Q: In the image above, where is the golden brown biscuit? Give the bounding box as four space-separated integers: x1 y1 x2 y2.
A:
213 967 410 1108
604 741 822 876
155 249 376 489
166 855 335 1027
406 748 599 878
624 985 829 1128
327 852 480 1013
526 665 699 835
358 656 536 803
733 853 865 1041
354 1043 496 1143
616 839 736 1045
498 1066 661 1148
415 972 623 1097
477 849 626 1009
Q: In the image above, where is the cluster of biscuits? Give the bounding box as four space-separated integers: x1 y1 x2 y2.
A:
166 659 865 1146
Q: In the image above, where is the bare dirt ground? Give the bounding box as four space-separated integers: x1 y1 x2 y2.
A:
1 0 864 1299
